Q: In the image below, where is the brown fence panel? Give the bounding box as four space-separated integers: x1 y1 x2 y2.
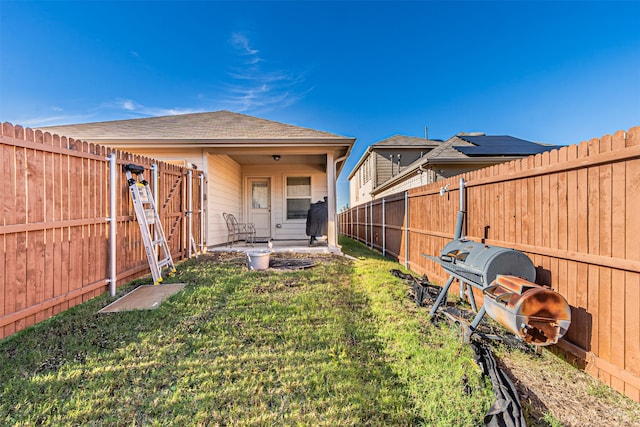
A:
370 200 380 251
159 163 186 259
340 126 640 402
383 193 405 260
0 122 205 340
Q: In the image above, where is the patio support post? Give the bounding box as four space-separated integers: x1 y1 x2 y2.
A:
107 152 117 297
327 152 340 248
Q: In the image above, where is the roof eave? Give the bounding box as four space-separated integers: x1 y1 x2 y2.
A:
82 137 355 149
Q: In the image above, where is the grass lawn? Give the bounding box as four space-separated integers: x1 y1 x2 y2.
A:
0 236 493 426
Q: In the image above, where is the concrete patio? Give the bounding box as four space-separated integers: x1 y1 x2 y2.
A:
207 239 342 256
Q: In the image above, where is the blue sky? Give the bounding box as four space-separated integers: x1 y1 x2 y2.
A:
1 1 639 209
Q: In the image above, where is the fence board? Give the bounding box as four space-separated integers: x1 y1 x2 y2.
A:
83 146 92 301
15 141 29 331
0 132 7 335
610 132 627 393
625 272 640 401
625 130 640 398
30 143 45 322
42 133 54 319
515 165 524 245
541 151 551 249
508 162 517 245
534 155 543 248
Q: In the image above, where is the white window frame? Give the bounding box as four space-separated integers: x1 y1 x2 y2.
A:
285 175 312 221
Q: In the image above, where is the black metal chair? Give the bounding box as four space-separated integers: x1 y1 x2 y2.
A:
223 213 256 247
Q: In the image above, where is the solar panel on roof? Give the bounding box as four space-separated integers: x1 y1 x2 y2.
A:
456 135 555 156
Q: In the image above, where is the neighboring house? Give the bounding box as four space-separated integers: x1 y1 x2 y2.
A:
348 135 443 206
40 111 355 249
349 132 556 204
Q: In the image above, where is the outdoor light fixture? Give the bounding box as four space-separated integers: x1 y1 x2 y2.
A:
439 184 450 196
273 155 281 161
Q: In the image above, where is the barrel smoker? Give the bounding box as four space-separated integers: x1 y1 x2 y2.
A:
426 239 571 346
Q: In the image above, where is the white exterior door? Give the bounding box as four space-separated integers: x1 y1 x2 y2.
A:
248 178 271 239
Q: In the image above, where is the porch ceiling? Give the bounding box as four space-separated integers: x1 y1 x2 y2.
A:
226 153 326 166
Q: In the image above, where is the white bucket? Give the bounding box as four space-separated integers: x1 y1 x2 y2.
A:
247 250 271 270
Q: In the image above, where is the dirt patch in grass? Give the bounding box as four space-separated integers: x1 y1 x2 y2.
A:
496 349 640 427
447 308 640 426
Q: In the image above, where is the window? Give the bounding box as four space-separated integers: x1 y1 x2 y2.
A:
286 176 311 219
251 181 268 209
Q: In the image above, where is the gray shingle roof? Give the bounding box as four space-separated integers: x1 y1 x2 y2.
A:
371 134 443 148
38 110 352 141
422 137 470 159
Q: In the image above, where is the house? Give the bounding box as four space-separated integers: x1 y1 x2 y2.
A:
40 111 355 249
349 132 556 204
348 135 444 206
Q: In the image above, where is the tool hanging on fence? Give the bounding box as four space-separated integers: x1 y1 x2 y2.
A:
124 163 176 284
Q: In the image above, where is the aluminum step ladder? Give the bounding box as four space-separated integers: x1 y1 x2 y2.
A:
124 163 176 284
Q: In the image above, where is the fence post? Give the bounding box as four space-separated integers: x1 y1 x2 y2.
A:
356 205 360 242
151 163 159 255
107 152 117 297
151 164 159 211
364 202 368 247
370 200 374 249
187 169 193 258
404 190 409 268
382 198 386 256
351 208 354 238
199 173 205 252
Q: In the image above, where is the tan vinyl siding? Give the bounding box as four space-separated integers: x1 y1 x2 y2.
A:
375 151 393 185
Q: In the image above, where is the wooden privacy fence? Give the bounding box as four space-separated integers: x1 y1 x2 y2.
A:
0 122 205 340
339 126 640 403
